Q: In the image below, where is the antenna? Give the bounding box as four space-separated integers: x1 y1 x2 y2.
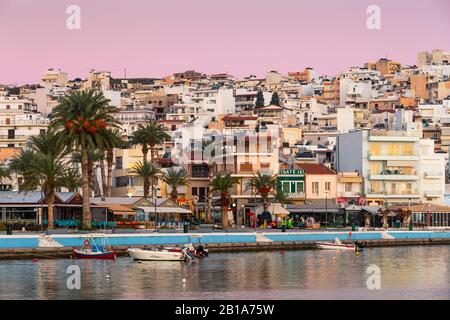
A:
124 68 127 79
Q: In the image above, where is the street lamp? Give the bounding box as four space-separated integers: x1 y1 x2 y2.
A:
325 191 329 231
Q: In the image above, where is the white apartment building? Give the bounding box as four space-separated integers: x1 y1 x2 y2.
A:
336 126 445 206
190 88 235 122
0 94 48 148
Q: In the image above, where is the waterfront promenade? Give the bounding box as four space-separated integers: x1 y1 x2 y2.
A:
1 228 450 259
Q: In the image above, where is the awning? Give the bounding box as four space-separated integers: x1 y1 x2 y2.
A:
102 203 136 215
136 206 192 214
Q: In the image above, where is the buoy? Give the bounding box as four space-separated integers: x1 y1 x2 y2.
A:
182 278 186 284
106 274 110 279
32 259 38 263
279 251 285 255
355 252 360 256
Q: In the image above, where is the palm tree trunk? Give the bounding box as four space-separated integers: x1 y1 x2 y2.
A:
47 193 55 229
106 149 113 197
143 177 150 198
171 189 178 203
81 148 91 229
99 157 107 198
142 144 148 163
150 144 156 163
221 205 229 229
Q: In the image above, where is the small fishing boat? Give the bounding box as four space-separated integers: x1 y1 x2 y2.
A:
127 246 192 261
315 238 359 251
164 244 209 258
72 234 116 260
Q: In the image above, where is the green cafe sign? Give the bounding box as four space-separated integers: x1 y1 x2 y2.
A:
280 169 304 175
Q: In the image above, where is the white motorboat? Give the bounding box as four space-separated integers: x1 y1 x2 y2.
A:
127 247 191 261
315 238 359 251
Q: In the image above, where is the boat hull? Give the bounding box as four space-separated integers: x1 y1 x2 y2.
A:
72 249 116 260
315 242 356 251
127 248 186 261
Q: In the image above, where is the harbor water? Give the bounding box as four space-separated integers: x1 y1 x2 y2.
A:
0 245 449 300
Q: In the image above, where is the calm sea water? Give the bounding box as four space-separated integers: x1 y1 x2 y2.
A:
0 246 449 300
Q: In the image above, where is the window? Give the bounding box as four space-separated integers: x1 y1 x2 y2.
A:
282 182 290 193
192 165 209 177
296 181 304 193
391 183 397 194
402 144 413 156
369 143 381 156
115 176 128 187
345 183 352 192
312 182 319 195
115 157 123 169
325 181 331 192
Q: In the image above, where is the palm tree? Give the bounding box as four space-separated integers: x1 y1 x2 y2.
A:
162 168 189 203
104 129 124 197
0 166 10 190
130 161 161 198
61 167 82 192
130 120 170 163
246 171 277 212
9 149 37 186
209 172 239 229
21 153 67 229
18 131 72 229
50 89 119 229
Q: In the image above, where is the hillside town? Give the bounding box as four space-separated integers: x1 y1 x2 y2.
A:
1 49 450 231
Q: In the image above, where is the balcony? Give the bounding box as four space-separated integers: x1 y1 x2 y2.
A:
368 151 418 161
239 163 253 172
366 189 420 198
286 192 306 199
369 169 418 181
0 135 27 141
368 130 420 142
425 191 442 198
424 172 442 179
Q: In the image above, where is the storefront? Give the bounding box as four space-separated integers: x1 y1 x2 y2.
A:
277 169 305 202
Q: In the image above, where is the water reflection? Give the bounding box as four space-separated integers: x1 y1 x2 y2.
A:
0 246 449 300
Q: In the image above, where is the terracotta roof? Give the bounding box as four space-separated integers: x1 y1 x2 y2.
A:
295 163 336 175
0 148 20 165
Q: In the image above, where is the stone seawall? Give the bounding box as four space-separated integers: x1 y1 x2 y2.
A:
1 236 450 260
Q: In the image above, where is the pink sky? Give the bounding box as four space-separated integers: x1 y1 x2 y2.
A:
0 0 449 85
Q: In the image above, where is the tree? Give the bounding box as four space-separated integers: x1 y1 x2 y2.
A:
131 120 170 163
130 161 161 198
61 167 82 192
255 90 265 108
209 172 239 229
270 92 280 106
246 171 277 212
0 166 10 188
162 168 189 203
9 149 37 186
50 89 119 229
18 131 74 229
105 129 124 197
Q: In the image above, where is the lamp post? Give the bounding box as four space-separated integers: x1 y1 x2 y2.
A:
325 191 329 231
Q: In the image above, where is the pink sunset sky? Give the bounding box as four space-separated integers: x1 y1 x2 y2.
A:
0 0 449 85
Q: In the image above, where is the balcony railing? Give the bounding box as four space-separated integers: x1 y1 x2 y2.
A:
0 135 27 140
239 163 253 172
